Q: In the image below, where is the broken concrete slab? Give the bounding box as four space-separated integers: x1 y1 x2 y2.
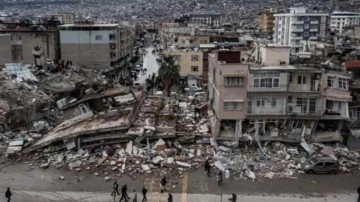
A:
125 141 133 155
152 138 166 150
176 161 192 168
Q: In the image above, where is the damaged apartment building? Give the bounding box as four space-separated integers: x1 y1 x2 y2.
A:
208 45 352 143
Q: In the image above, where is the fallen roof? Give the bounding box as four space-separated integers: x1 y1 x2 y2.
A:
25 111 131 152
62 87 130 110
4 63 38 82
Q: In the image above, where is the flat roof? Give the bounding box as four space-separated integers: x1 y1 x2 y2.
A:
274 13 329 17
58 23 119 28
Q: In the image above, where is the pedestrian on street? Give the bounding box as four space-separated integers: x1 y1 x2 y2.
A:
5 187 12 202
204 159 211 177
132 190 137 202
168 193 173 202
112 180 120 202
119 184 130 202
357 186 360 202
160 176 167 193
141 186 148 202
217 171 223 186
228 193 237 202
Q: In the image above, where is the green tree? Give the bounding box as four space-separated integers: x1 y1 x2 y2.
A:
158 56 180 96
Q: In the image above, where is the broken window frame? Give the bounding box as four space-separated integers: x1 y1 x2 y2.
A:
327 76 335 87
191 66 199 72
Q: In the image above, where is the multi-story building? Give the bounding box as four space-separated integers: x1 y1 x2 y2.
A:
166 49 204 86
208 51 249 139
259 10 275 39
273 7 329 53
59 23 133 74
54 12 75 24
208 48 351 142
0 24 56 66
330 11 360 33
175 34 210 48
184 13 222 27
159 23 198 50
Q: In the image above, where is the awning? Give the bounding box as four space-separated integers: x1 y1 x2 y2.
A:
200 44 216 48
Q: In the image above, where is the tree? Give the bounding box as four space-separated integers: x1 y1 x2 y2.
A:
158 56 180 97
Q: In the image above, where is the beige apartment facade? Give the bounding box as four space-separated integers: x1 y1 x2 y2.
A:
258 10 275 38
0 34 12 66
166 50 204 86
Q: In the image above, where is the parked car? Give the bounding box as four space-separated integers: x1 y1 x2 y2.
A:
184 86 202 92
302 156 340 174
188 91 205 100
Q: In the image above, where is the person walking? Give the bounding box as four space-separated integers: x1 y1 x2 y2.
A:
357 186 360 202
132 190 137 202
160 177 167 193
141 186 148 202
112 181 120 202
167 193 173 202
5 188 12 202
119 184 130 202
204 159 211 177
217 171 223 186
228 193 237 202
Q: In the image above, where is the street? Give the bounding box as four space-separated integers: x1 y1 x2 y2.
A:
0 163 359 202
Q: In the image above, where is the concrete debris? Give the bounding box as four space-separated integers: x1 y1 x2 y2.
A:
59 176 65 180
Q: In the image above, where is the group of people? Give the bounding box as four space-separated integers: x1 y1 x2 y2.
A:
111 177 173 202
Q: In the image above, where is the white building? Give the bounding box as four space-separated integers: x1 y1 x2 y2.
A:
330 11 360 33
273 7 329 53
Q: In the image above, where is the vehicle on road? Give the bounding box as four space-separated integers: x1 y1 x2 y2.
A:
188 91 205 100
185 86 202 92
302 156 340 174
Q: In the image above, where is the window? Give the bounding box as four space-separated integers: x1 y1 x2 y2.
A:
109 34 116 40
304 24 309 29
338 78 348 89
289 74 293 82
288 96 293 103
95 35 103 40
79 104 88 114
304 32 309 37
271 98 277 108
297 75 306 84
224 102 243 111
224 77 243 87
191 66 198 72
296 98 307 113
256 99 263 107
327 76 335 87
253 72 280 88
191 55 199 61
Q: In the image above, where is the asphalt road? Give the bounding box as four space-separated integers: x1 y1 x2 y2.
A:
0 163 359 202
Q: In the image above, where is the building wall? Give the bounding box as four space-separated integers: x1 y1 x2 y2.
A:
260 46 290 65
61 43 111 69
208 53 248 121
176 35 210 48
259 12 275 33
330 13 360 33
0 31 56 65
0 34 12 66
167 51 203 77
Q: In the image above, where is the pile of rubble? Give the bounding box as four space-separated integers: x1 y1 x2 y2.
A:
18 136 360 182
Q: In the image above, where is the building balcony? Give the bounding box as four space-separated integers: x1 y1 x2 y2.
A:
292 21 304 24
309 28 319 32
288 84 320 92
309 36 318 40
248 84 288 92
247 106 286 115
291 36 303 40
287 105 321 116
310 21 319 24
292 28 304 32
